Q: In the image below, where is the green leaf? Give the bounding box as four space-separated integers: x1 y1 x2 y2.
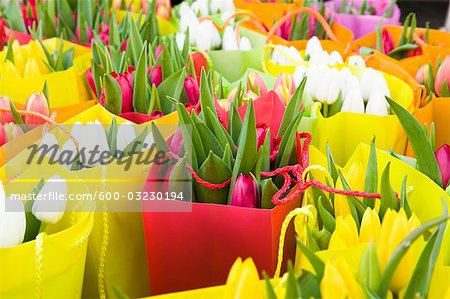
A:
199 69 217 126
150 122 170 153
399 13 413 46
278 77 305 137
318 197 336 232
4 0 27 32
364 137 378 208
386 97 442 187
191 112 224 158
284 262 301 299
204 107 236 156
379 163 398 219
133 42 149 114
222 144 233 169
387 44 419 60
128 14 144 65
297 271 321 299
157 68 187 114
195 151 231 204
400 176 412 218
107 117 118 158
148 84 162 114
228 104 242 145
169 156 192 197
9 100 27 132
276 111 304 169
326 143 339 184
358 243 381 293
121 127 148 157
377 212 450 298
263 272 278 299
176 104 201 170
103 74 123 115
296 238 325 279
227 101 257 204
260 179 277 209
338 170 365 229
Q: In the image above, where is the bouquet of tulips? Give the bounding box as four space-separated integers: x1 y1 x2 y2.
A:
112 0 172 20
415 54 450 98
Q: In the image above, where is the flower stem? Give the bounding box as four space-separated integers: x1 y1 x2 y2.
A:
323 103 329 118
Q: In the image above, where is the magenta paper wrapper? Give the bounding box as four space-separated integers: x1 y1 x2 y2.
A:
325 0 400 38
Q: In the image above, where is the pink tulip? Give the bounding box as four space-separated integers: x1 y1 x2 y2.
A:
3 122 24 141
274 73 296 105
230 173 260 208
435 55 450 97
381 29 394 54
75 24 93 42
247 72 268 96
256 123 274 150
435 144 450 188
23 93 50 125
86 68 96 93
275 17 292 41
98 23 110 45
415 64 429 85
148 66 163 87
169 128 183 155
100 68 134 113
0 96 14 124
155 45 163 60
184 75 199 105
0 124 5 146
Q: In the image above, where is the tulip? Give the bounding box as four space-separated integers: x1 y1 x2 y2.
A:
179 10 199 44
23 59 41 78
381 29 394 55
210 0 222 14
39 132 60 161
342 73 361 100
341 89 365 114
3 122 24 141
256 123 272 150
305 64 328 98
0 182 26 248
98 24 110 45
59 138 78 169
75 24 94 43
155 45 164 60
323 68 343 105
175 32 186 50
358 243 381 292
195 20 220 51
435 55 450 97
366 94 389 116
0 124 5 146
334 164 365 217
224 258 263 298
191 0 209 16
218 98 231 112
86 68 96 94
0 96 14 124
359 208 381 243
101 69 134 113
321 258 365 299
239 37 252 51
247 72 268 96
230 173 260 208
32 176 67 224
328 214 359 249
221 0 235 16
309 50 330 65
116 123 138 154
188 52 209 81
360 68 390 101
184 75 200 105
149 65 163 87
169 128 183 155
1 60 21 79
293 65 307 87
71 121 110 167
23 92 50 125
274 73 296 105
347 55 366 68
222 26 239 51
178 2 191 16
415 64 428 85
306 36 323 59
328 51 344 65
435 144 450 188
379 209 417 292
275 17 292 41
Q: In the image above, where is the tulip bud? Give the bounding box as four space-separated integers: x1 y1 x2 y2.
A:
86 68 96 93
23 59 41 78
222 26 239 51
0 124 5 146
169 128 183 155
23 92 50 125
239 37 252 51
321 258 365 299
149 65 163 87
347 55 366 68
293 65 307 87
366 94 389 116
3 123 24 141
184 75 200 105
0 182 26 248
274 73 296 105
435 55 450 97
256 123 271 150
32 176 67 224
75 24 93 43
0 96 14 124
155 45 163 60
359 208 381 243
247 72 268 96
341 89 365 114
381 29 394 55
415 64 428 85
116 123 137 153
176 32 186 50
328 214 359 249
435 144 450 188
1 60 21 79
230 173 260 208
306 36 323 58
218 98 231 112
358 243 381 292
328 51 344 65
225 258 262 298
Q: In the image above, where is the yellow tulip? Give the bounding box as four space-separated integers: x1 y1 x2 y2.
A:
378 209 417 293
328 214 359 250
23 59 42 78
0 60 21 79
359 208 381 243
321 258 365 299
334 163 365 217
334 178 352 217
224 258 263 299
11 41 26 77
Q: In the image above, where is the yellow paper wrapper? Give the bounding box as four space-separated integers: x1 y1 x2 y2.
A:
0 38 93 108
0 163 93 298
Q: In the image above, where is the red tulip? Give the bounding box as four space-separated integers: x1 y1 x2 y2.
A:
184 75 200 105
435 55 450 97
0 124 5 146
188 52 208 82
256 123 273 150
148 65 163 87
98 23 110 45
406 34 424 58
381 29 394 54
230 173 260 208
86 68 96 93
149 109 164 120
435 144 450 188
155 45 163 60
275 17 292 41
100 68 134 113
247 72 268 96
0 96 14 124
23 93 50 125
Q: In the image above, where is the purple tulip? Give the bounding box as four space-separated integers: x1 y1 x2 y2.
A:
230 174 260 208
435 144 450 188
184 75 200 105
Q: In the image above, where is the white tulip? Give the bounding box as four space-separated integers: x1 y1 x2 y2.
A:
341 89 365 114
328 51 344 65
221 0 235 15
71 121 110 167
222 26 239 51
239 37 252 50
287 46 302 62
176 32 186 50
309 50 330 64
342 75 361 99
39 133 60 161
305 64 327 98
365 93 389 116
323 68 343 105
372 73 391 100
210 0 222 14
293 65 307 87
179 10 199 34
191 0 208 16
32 176 67 224
142 132 155 151
347 55 366 68
196 20 220 50
314 69 331 103
59 138 78 169
306 36 323 58
178 2 191 17
0 182 26 248
220 11 234 24
359 68 379 101
116 123 137 153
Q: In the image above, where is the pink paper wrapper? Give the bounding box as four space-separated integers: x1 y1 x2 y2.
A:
325 0 400 38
